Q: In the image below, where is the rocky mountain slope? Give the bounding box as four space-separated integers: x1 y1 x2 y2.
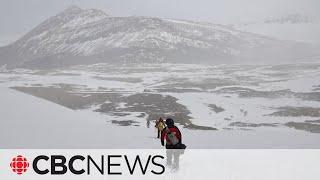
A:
0 6 318 69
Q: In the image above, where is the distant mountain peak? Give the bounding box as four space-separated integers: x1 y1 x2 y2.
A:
62 5 82 13
1 7 319 69
56 5 108 19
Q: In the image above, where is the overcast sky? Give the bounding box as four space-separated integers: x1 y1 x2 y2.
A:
0 0 319 46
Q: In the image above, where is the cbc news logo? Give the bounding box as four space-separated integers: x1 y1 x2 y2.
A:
10 155 30 175
8 154 165 176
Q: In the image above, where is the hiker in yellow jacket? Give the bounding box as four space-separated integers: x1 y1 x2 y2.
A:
155 117 166 138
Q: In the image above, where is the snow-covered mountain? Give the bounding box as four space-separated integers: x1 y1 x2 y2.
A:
0 6 318 69
237 14 320 43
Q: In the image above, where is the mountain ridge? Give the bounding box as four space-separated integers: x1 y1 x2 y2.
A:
0 6 319 69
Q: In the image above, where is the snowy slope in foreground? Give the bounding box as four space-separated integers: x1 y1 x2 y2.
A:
1 87 320 148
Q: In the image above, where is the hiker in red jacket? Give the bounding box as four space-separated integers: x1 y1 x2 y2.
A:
161 118 182 149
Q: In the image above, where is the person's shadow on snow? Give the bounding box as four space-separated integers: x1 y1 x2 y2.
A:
166 149 185 172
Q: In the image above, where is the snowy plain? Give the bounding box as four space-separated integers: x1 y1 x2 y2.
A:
1 63 320 148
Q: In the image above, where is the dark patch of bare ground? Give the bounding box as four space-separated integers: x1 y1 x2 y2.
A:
262 105 320 133
285 121 320 133
92 76 143 83
215 87 320 101
12 85 217 130
305 119 320 123
96 93 217 130
267 107 320 117
184 124 217 130
51 72 81 76
229 122 278 128
154 77 236 92
111 120 139 126
215 87 294 98
11 85 120 110
208 104 225 113
154 88 202 93
267 107 320 133
313 85 320 91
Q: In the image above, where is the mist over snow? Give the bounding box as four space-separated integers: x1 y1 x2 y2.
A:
0 1 320 149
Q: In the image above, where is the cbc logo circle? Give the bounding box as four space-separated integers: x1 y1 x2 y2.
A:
10 155 29 175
